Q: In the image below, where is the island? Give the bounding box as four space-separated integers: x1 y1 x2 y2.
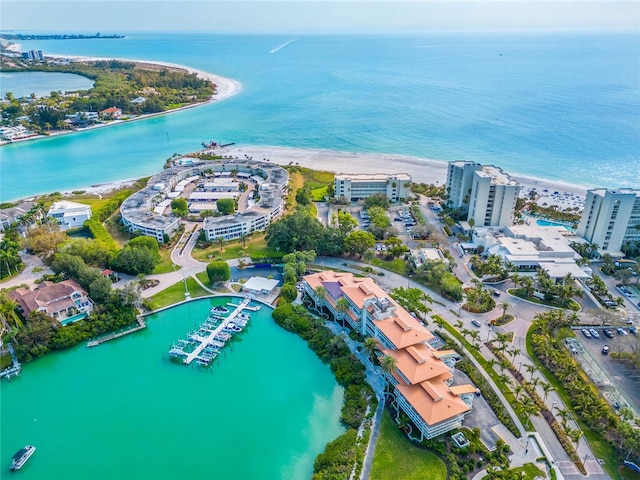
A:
0 33 124 40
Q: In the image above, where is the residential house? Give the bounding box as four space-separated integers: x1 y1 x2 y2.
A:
99 107 122 119
47 201 92 230
10 280 93 324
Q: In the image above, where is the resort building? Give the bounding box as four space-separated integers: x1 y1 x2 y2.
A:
303 270 476 440
120 159 287 243
10 280 93 324
21 49 44 62
0 125 36 142
471 224 590 280
446 162 521 227
576 188 640 257
333 173 412 203
47 200 92 230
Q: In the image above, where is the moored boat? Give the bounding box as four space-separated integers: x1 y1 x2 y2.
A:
10 445 36 471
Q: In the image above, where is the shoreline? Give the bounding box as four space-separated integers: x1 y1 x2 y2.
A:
36 145 588 211
0 54 241 146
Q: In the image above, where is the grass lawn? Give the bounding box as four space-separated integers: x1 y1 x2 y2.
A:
370 257 408 276
146 277 210 310
191 233 281 262
153 248 176 274
370 410 447 480
511 463 544 480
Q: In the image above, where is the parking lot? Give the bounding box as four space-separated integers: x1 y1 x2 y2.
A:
572 325 640 415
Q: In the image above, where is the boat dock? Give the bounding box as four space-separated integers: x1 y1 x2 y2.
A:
0 343 22 381
179 298 252 366
87 316 146 347
227 302 260 312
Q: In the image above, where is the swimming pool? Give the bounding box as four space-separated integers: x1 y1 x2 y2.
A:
534 218 575 231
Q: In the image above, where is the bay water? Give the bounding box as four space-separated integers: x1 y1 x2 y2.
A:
0 297 344 479
1 33 639 201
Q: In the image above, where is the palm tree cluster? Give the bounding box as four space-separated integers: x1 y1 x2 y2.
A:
511 270 583 308
530 310 640 463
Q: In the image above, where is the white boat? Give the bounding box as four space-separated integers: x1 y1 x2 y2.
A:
10 445 36 471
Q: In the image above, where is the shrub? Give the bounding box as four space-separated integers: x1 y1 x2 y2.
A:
206 261 230 283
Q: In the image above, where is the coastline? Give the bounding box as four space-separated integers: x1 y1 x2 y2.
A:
219 145 589 209
44 145 587 211
0 54 241 146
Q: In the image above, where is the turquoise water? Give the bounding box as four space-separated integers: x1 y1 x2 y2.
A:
535 218 575 230
1 33 639 200
0 297 344 479
0 71 94 98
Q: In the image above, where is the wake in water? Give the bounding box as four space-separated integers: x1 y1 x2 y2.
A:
270 39 297 54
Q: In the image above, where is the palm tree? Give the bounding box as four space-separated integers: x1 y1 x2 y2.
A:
363 249 375 267
380 354 397 391
510 347 521 363
216 236 225 252
313 286 327 307
541 383 555 402
519 396 540 430
363 337 378 362
514 384 525 400
500 301 511 323
335 296 349 323
239 233 247 248
524 363 537 382
486 358 498 372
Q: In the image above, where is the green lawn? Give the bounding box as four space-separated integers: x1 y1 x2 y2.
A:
146 277 210 310
370 257 408 276
511 463 544 480
153 248 176 274
370 411 447 480
191 233 281 262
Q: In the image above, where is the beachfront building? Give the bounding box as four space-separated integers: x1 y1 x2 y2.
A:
333 173 412 203
120 158 287 243
471 224 590 280
202 165 287 242
0 125 36 142
21 50 44 62
446 162 521 227
303 270 476 440
99 107 122 119
0 201 39 232
47 200 92 230
576 189 640 257
10 279 93 324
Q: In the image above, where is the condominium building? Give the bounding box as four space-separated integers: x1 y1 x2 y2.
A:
334 173 412 203
303 270 476 440
577 188 640 256
446 162 520 227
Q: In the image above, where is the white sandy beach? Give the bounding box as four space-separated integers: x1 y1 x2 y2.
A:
220 145 588 209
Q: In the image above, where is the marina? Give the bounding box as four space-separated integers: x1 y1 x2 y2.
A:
169 297 253 366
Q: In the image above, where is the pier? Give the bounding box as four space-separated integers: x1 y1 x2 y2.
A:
87 316 146 347
182 298 251 365
0 343 22 381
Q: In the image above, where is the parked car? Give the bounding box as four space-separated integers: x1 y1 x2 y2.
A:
617 327 629 336
603 329 614 339
582 329 592 338
602 345 610 355
471 319 481 328
589 328 600 339
630 326 638 335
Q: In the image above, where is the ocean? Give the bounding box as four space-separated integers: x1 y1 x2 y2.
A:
1 32 639 200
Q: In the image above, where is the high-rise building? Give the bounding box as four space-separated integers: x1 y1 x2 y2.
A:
445 161 520 227
577 189 640 256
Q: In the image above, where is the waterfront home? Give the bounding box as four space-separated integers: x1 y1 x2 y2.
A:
10 279 93 322
242 277 279 295
99 107 122 119
303 270 476 440
47 201 92 230
0 201 39 232
0 125 36 142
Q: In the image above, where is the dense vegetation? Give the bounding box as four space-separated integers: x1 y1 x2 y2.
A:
1 59 215 132
0 226 24 279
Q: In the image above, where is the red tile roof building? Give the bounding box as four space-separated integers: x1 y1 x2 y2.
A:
10 280 93 322
303 270 476 440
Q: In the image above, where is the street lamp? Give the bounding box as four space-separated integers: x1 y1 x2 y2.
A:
408 274 412 288
518 361 523 373
552 401 557 412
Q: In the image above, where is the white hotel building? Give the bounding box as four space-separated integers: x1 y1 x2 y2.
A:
446 162 521 227
333 173 412 203
304 271 476 440
577 188 640 257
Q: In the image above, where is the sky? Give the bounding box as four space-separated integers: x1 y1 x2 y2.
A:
1 0 639 34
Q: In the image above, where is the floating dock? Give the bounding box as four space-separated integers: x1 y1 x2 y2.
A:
173 297 252 366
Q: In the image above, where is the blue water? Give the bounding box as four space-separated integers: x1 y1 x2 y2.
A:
1 33 638 201
0 72 94 98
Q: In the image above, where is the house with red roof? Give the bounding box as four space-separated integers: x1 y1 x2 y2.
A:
99 107 122 119
10 280 93 324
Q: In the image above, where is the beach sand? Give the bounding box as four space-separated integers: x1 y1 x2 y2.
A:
219 145 588 210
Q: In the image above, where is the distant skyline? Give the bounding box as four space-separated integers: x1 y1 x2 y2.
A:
2 1 639 34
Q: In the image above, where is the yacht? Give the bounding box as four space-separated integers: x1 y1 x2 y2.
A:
10 445 36 471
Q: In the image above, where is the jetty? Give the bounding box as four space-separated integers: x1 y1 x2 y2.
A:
87 316 146 347
0 343 22 381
